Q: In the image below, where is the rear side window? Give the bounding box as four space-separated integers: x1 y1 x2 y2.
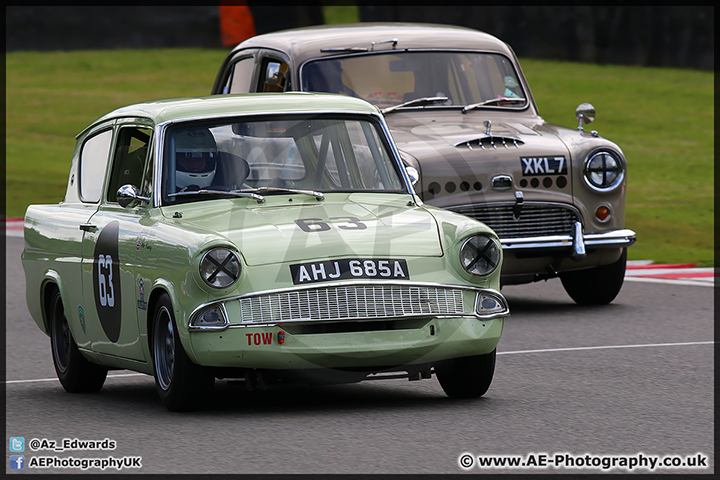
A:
224 57 255 93
79 129 113 203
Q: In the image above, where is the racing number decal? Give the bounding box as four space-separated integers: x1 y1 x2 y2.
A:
332 216 367 230
92 221 122 342
97 254 115 307
294 217 367 232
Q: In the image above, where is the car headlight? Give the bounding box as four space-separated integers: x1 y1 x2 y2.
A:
200 247 241 288
583 149 625 192
460 235 501 276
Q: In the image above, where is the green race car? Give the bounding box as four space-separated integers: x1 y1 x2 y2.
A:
22 93 508 411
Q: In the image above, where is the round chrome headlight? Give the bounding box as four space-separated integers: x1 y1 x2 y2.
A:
200 248 241 288
460 235 501 276
583 149 625 192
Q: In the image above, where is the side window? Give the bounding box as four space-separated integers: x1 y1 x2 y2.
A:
106 127 152 203
79 129 113 203
224 56 255 93
257 59 289 92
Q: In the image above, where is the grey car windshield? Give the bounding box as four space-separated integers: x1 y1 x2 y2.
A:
163 115 406 203
301 52 527 110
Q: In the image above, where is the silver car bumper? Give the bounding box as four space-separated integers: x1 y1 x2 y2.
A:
501 221 636 260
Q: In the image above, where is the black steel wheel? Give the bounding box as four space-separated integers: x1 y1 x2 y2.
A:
151 293 214 411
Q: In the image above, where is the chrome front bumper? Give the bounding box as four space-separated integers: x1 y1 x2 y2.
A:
501 221 636 260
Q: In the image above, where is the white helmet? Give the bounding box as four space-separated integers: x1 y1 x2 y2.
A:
175 128 217 190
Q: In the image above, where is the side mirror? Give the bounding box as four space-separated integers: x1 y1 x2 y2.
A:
405 166 420 187
117 184 150 208
575 103 596 131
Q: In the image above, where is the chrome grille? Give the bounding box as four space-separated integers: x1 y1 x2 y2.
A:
452 204 579 239
236 284 467 324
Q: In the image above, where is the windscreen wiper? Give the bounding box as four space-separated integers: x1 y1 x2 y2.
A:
462 97 526 114
382 96 449 114
239 186 324 201
169 189 265 203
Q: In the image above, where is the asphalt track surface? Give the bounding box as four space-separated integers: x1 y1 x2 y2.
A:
4 233 715 475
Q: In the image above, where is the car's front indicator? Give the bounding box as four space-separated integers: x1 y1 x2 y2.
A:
190 304 229 330
200 247 241 288
475 290 510 318
460 235 501 276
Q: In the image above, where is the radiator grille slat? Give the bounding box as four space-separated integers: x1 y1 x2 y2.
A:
452 204 579 239
237 285 467 324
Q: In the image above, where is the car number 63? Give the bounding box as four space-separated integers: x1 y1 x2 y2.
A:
295 216 367 232
97 254 116 307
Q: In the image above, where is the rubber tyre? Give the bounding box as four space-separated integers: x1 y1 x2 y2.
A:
49 289 107 393
151 293 214 411
560 248 627 305
435 349 496 399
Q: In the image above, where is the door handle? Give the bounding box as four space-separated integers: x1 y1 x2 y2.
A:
79 223 97 232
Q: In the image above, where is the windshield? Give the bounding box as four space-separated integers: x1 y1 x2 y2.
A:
301 51 526 110
162 115 406 204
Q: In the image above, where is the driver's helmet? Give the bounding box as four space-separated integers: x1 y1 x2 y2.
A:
175 128 217 190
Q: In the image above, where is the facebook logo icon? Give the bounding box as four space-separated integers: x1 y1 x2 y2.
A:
10 455 25 470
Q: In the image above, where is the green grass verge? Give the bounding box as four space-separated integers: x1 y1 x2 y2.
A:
5 50 713 266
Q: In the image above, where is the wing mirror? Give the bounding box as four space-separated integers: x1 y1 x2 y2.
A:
575 103 595 131
117 184 150 208
405 166 420 187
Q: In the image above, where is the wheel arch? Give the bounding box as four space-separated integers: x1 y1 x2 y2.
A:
39 271 66 335
145 283 171 361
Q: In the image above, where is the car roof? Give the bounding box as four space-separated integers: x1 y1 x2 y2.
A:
231 22 516 64
78 92 381 137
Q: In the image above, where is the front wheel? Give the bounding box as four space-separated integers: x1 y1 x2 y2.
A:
435 349 496 399
49 289 107 393
151 293 214 411
560 248 627 305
